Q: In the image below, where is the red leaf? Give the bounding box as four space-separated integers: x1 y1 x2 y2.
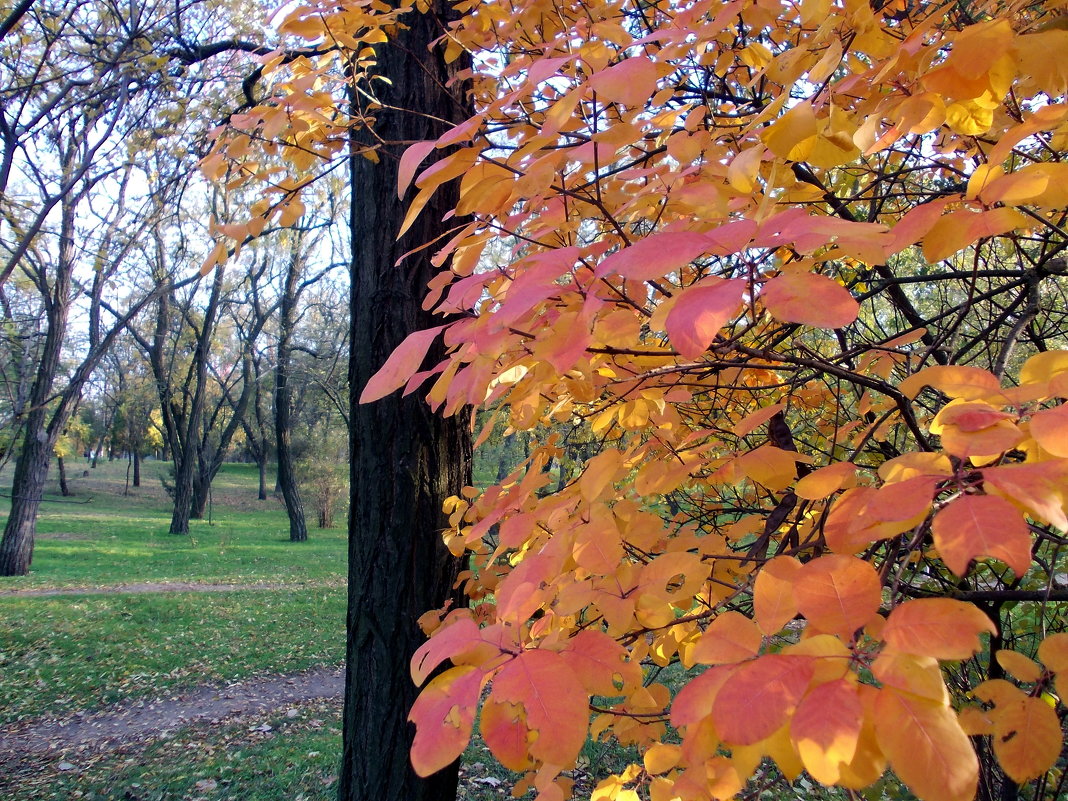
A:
882 599 996 660
397 140 437 199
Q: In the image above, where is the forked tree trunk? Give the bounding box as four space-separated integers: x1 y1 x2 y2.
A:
340 3 472 799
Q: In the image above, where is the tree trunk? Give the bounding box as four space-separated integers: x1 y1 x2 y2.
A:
340 3 472 800
0 431 52 575
57 456 70 496
191 468 209 520
257 456 267 500
133 450 140 487
170 447 196 535
276 245 307 543
0 177 76 576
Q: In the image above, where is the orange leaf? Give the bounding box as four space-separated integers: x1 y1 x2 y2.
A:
794 462 857 501
994 650 1043 683
898 365 1000 400
982 462 1068 531
712 654 815 745
735 444 803 491
793 555 882 641
557 630 642 696
409 665 483 776
490 650 589 767
992 695 1062 782
753 555 802 635
1030 404 1068 457
692 610 763 665
664 278 746 359
761 271 859 328
481 696 533 771
882 599 996 660
670 663 738 728
790 679 863 785
573 514 624 575
931 494 1032 577
873 688 978 801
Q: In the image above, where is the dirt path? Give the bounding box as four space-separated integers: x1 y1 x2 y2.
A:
0 666 344 761
0 580 343 597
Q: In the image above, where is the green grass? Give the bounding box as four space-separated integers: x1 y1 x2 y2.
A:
0 460 347 589
0 459 347 717
0 588 346 724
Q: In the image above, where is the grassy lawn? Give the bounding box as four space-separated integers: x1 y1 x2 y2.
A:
0 460 347 590
0 458 347 715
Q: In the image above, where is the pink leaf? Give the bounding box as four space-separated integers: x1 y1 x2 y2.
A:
762 271 859 328
665 278 746 359
398 141 437 199
360 324 448 404
594 232 711 282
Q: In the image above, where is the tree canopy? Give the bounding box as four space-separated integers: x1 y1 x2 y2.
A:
210 0 1068 799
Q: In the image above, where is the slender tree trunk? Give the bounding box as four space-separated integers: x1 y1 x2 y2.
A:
276 248 307 543
257 455 267 500
57 456 70 496
339 4 472 800
133 450 140 487
0 181 76 576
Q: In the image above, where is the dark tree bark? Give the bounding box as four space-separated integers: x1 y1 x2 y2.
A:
276 245 308 542
339 3 472 800
133 450 140 487
57 456 70 496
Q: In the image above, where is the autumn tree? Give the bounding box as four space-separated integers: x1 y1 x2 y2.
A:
212 0 1068 799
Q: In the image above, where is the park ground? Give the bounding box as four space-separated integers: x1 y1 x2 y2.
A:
0 459 550 801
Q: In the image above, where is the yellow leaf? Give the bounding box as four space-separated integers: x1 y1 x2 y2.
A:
1038 632 1068 672
992 695 1062 782
995 650 1043 683
761 102 818 161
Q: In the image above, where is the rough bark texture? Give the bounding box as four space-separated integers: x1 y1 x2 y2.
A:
340 3 472 800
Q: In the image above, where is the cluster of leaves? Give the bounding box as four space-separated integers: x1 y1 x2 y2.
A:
208 0 1068 799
